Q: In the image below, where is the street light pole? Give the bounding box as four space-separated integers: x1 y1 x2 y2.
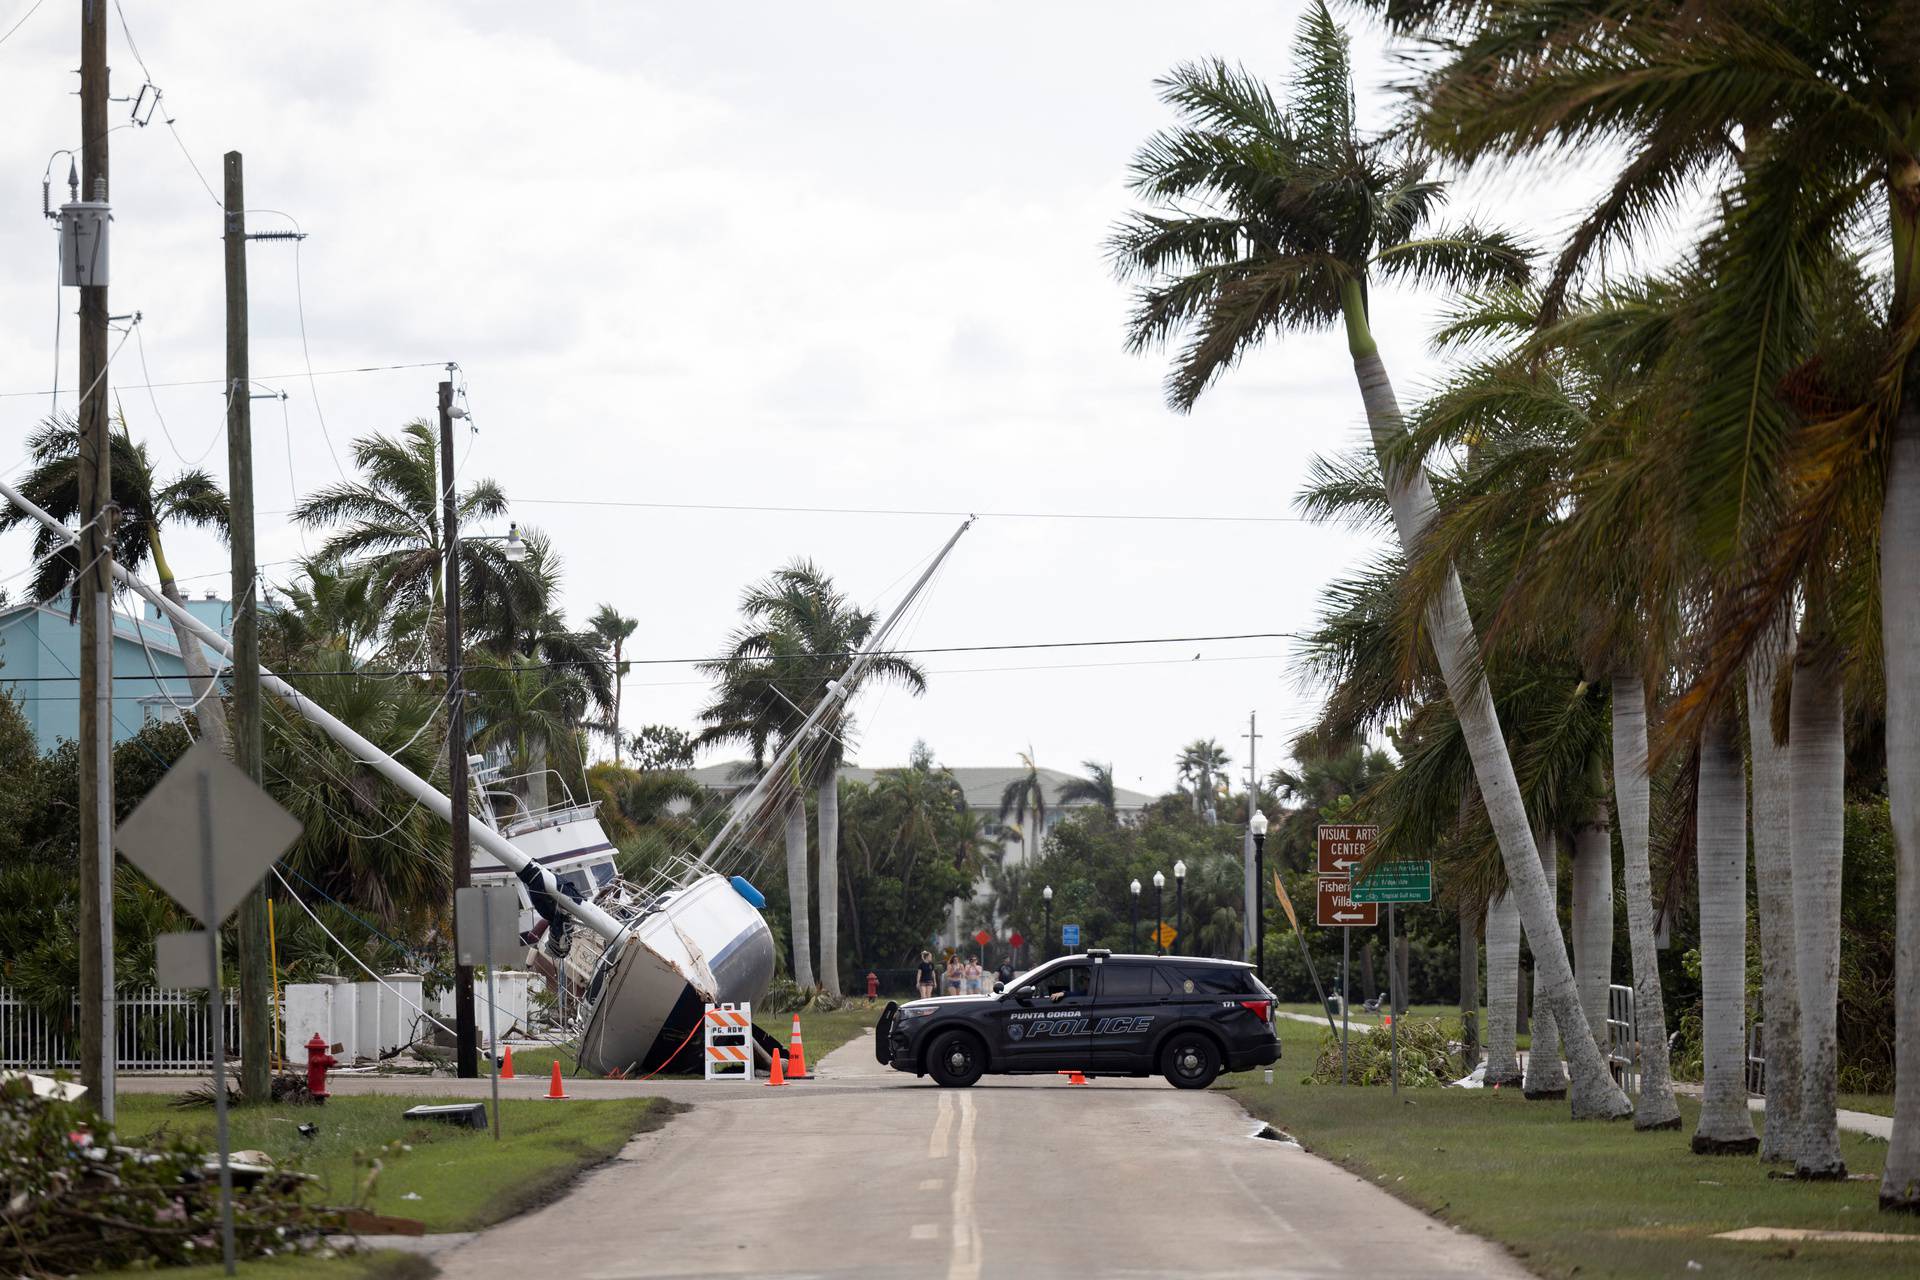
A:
1250 811 1269 979
1173 861 1186 957
1042 886 1053 960
1153 871 1165 955
1129 879 1141 952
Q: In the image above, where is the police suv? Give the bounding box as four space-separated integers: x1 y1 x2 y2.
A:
875 949 1280 1089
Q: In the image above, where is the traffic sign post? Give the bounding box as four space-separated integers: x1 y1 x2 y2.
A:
1315 878 1378 928
1061 924 1080 949
1149 921 1178 950
114 739 302 1279
1316 823 1377 876
456 884 521 1140
1350 861 1434 904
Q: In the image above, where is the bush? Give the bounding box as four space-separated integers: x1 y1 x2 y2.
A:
1307 1016 1458 1087
0 1078 331 1277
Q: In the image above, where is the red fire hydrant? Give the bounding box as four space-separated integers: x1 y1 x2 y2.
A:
304 1033 337 1101
866 971 880 999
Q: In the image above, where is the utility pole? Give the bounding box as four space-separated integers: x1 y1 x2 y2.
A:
224 152 272 1101
441 379 479 1079
1242 711 1260 965
75 0 116 1122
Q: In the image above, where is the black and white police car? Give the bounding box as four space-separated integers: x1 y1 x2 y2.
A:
875 949 1280 1089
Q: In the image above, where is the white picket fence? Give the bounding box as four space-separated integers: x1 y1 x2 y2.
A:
0 986 242 1073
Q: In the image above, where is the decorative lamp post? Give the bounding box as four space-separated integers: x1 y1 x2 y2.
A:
1129 878 1141 951
1173 860 1186 956
1042 885 1053 960
1152 870 1166 955
1250 810 1269 979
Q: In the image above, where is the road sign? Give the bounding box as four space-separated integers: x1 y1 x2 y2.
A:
455 885 524 968
114 738 302 926
1009 931 1024 949
1316 823 1378 877
1150 921 1178 948
1349 861 1434 904
973 929 992 948
1316 877 1378 927
1061 924 1081 948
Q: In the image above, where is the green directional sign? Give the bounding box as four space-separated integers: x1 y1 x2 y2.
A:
1349 860 1433 904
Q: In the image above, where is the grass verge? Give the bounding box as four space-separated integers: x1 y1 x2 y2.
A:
1228 1021 1916 1278
114 1091 678 1233
107 1251 436 1280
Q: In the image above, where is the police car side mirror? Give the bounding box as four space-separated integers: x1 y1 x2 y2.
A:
992 981 1005 994
1012 984 1038 1002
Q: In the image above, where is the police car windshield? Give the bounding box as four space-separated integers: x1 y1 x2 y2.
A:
1003 957 1081 997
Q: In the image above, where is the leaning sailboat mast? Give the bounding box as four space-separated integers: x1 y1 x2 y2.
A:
0 474 628 943
695 516 975 869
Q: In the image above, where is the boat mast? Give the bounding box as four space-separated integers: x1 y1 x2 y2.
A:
694 516 975 869
0 474 628 942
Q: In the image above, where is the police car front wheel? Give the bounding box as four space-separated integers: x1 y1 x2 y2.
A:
1162 1032 1221 1089
927 1029 985 1087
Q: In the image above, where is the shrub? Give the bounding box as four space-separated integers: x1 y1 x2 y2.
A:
1306 1016 1457 1087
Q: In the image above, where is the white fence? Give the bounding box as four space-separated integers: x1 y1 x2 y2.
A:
0 986 242 1074
1606 983 1638 1094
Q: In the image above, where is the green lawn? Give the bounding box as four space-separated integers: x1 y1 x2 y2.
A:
1227 1021 1916 1278
114 1091 678 1233
1279 1001 1532 1050
510 1004 883 1080
106 1252 434 1280
1839 1092 1895 1119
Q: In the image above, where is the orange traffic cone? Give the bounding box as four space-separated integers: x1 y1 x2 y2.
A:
788 1014 809 1079
766 1047 786 1087
500 1045 515 1079
1058 1070 1088 1086
546 1059 569 1100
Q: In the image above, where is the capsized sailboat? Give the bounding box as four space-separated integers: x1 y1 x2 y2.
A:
0 471 969 1077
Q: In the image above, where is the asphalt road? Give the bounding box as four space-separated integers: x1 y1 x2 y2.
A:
414 1031 1528 1280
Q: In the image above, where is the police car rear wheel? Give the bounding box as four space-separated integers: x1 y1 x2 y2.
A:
1162 1032 1220 1090
927 1030 985 1087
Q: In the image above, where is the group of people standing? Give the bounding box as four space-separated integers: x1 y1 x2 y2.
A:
915 950 1016 999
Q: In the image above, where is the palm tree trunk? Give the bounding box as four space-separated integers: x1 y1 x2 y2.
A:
611 641 624 765
1458 898 1480 1076
1610 672 1681 1130
1883 389 1920 1212
1790 645 1847 1178
1524 824 1570 1099
528 737 551 814
1344 284 1627 1118
1746 617 1803 1162
1693 717 1759 1154
816 769 841 996
153 551 230 759
1485 891 1522 1086
1572 769 1613 1060
785 788 815 989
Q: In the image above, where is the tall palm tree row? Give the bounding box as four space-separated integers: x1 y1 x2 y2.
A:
1111 1 1627 1116
1371 0 1918 1204
998 750 1049 864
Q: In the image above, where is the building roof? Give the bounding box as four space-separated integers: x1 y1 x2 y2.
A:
686 761 1156 812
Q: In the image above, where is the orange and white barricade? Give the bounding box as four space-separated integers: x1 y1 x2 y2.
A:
702 1002 754 1082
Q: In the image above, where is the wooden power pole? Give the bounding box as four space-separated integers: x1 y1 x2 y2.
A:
224 152 273 1101
441 380 480 1079
75 0 117 1123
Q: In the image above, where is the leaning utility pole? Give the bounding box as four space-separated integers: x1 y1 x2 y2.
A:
75 0 116 1123
1242 711 1260 965
224 152 273 1102
440 379 480 1079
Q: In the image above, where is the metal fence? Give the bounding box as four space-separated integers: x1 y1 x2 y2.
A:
1606 983 1638 1093
1746 1020 1767 1096
0 986 242 1073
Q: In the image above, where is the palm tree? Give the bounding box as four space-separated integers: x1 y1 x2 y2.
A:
1111 2 1625 1117
1175 740 1229 818
701 561 926 994
0 416 230 755
1057 760 1118 819
998 750 1048 864
588 605 639 763
1384 0 1919 1193
1747 612 1803 1162
1484 890 1523 1086
1694 715 1761 1153
291 419 522 639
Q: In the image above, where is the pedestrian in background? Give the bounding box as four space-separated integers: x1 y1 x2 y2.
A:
996 957 1015 988
944 954 963 995
916 951 936 999
965 956 982 994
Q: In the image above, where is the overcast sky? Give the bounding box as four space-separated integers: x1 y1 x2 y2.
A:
0 1 1627 797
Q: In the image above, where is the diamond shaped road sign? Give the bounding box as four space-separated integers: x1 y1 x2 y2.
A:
113 738 303 927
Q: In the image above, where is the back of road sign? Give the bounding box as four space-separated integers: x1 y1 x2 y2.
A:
455 885 524 968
